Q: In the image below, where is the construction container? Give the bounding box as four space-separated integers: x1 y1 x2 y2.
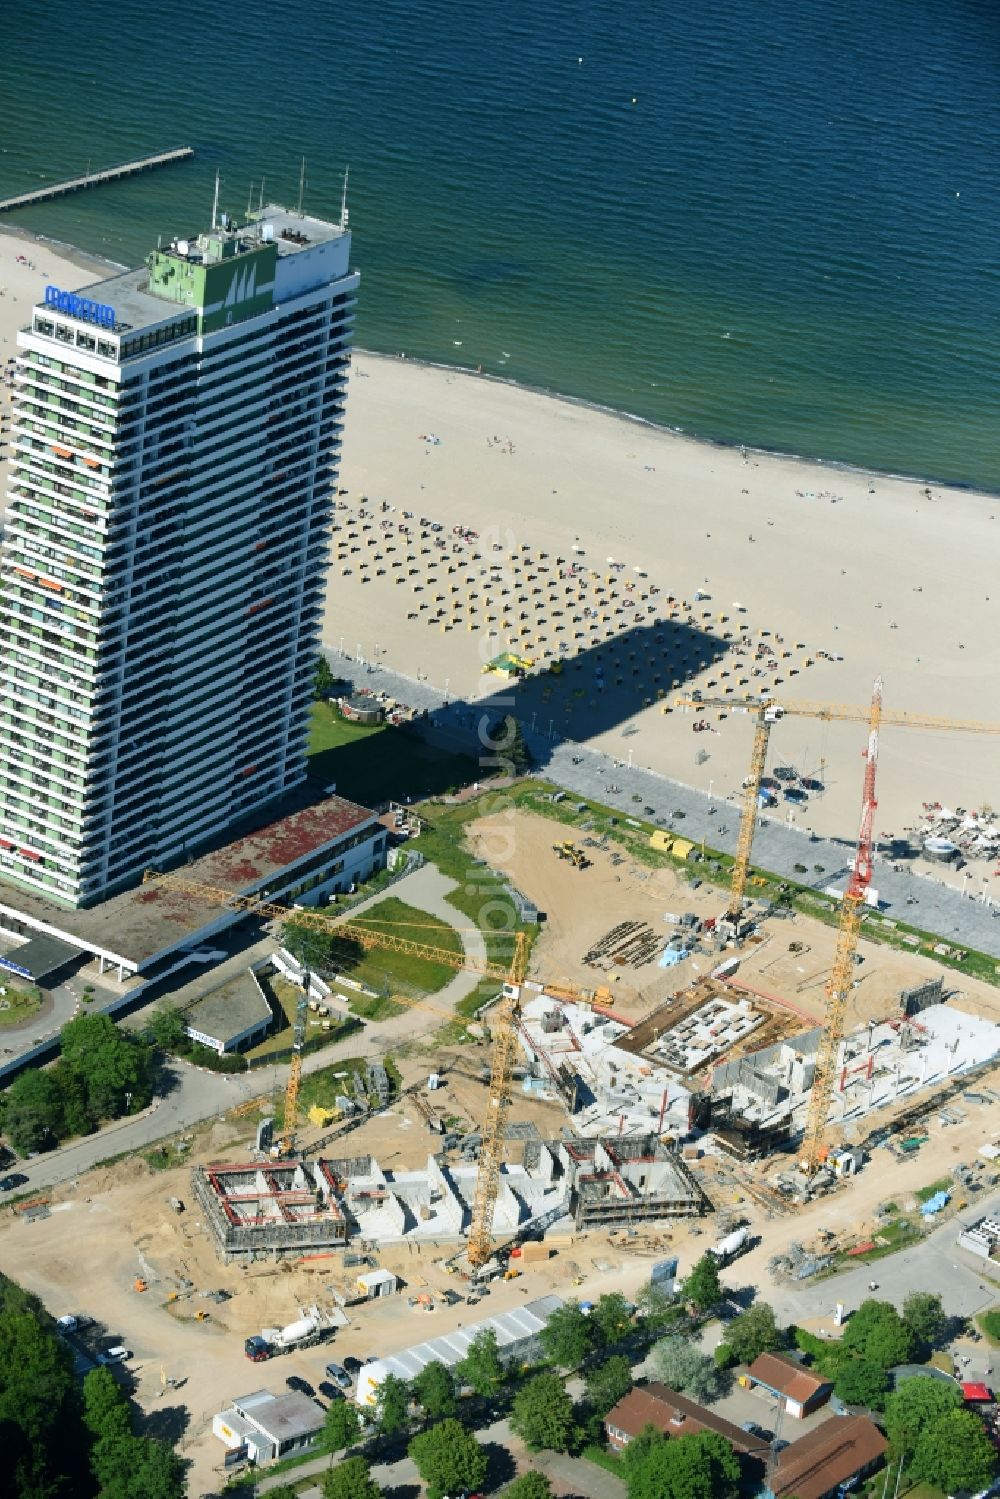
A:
518 1243 551 1265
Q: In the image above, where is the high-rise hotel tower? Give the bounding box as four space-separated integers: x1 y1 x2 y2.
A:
1 206 356 907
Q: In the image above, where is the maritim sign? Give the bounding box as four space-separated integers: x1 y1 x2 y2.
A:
44 284 116 329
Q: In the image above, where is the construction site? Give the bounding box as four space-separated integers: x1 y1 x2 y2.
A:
1 680 999 1491
192 1127 708 1266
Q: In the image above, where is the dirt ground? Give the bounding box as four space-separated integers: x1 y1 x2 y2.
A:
2 1039 998 1494
467 807 1000 1030
3 810 998 1493
0 1048 571 1495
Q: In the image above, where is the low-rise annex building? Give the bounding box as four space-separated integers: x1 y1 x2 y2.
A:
356 1295 565 1405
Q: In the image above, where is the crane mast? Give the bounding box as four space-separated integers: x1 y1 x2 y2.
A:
800 677 882 1173
672 691 999 933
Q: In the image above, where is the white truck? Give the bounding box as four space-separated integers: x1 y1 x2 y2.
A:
245 1308 327 1362
707 1227 750 1266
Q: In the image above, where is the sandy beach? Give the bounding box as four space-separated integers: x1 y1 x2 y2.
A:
1 228 998 897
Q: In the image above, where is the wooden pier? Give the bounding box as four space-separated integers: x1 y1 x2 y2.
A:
0 147 195 214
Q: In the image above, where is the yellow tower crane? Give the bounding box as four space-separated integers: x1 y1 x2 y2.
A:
799 678 882 1174
672 693 1000 927
143 872 605 1267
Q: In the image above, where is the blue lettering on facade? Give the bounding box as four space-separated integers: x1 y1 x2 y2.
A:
44 285 116 329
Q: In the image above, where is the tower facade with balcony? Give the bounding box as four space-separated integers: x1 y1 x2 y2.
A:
0 207 356 907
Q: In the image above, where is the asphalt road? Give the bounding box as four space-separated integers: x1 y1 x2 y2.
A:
9 1030 386 1197
327 654 1000 958
757 1192 1000 1370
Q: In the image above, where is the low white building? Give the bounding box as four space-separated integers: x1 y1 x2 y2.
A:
182 970 273 1055
213 1388 323 1464
356 1268 398 1299
356 1295 564 1405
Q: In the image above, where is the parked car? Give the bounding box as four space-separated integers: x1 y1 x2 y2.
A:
97 1347 131 1365
342 1356 365 1375
0 1173 28 1191
318 1381 344 1402
325 1361 351 1388
286 1375 315 1397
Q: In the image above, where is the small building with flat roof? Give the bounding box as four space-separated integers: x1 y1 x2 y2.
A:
182 970 273 1055
356 1295 565 1404
213 1388 324 1465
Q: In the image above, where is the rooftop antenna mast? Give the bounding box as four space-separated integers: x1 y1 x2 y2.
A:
211 169 220 231
297 156 306 215
340 164 350 231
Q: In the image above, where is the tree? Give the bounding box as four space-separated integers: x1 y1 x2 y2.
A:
320 1397 361 1453
91 1429 187 1499
682 1254 722 1313
374 1372 410 1440
120 1436 187 1499
833 1357 889 1409
505 1474 553 1499
911 1407 998 1495
902 1291 947 1352
883 1376 962 1454
591 1292 633 1347
841 1300 915 1369
456 1326 506 1397
624 1426 740 1499
725 1302 784 1365
61 1013 154 1119
82 1366 132 1442
0 1305 86 1498
283 918 364 979
584 1354 634 1417
487 713 533 774
50 1059 96 1137
635 1278 682 1333
538 1300 595 1369
0 1068 63 1153
314 653 335 699
650 1335 726 1403
408 1417 488 1499
510 1372 576 1453
322 1455 383 1499
148 1007 188 1054
410 1359 457 1420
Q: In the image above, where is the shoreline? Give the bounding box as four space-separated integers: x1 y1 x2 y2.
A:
0 220 990 494
0 222 127 280
1 222 998 906
353 347 1000 499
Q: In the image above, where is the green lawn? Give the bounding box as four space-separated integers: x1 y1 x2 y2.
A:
0 981 42 1028
979 1307 1000 1345
343 895 464 1000
916 1177 953 1203
271 1057 399 1124
307 701 476 805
